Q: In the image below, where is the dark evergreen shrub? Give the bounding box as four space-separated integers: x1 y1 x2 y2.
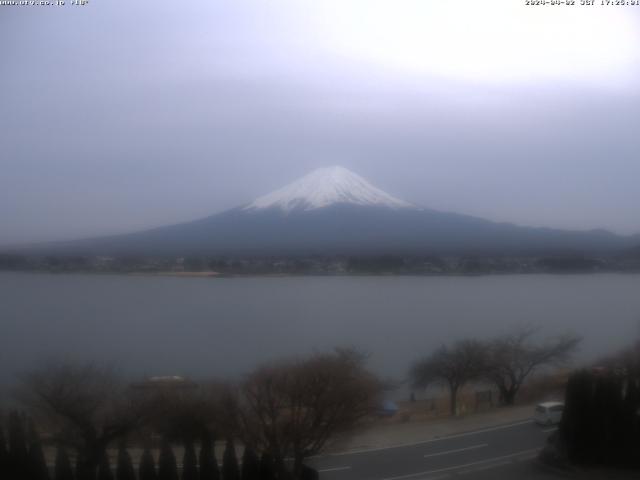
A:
75 452 88 480
54 446 74 480
198 431 219 480
139 447 157 480
257 453 275 480
75 452 87 480
240 447 259 480
598 375 624 464
116 445 135 480
97 451 114 480
8 411 28 478
182 440 198 480
560 370 594 463
299 465 318 480
27 428 50 480
560 367 640 467
622 377 640 466
221 440 240 480
157 440 179 480
0 427 9 479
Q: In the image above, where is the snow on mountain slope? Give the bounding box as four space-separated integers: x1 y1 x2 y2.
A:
244 166 415 212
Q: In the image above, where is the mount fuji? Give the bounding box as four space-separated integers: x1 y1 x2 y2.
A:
24 166 636 257
244 166 414 212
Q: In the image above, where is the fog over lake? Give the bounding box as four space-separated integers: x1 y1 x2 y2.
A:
1 272 639 390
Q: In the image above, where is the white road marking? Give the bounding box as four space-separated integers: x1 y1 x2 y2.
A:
542 427 557 433
379 448 540 480
330 419 533 456
458 450 539 475
423 443 488 458
318 466 351 473
457 459 512 474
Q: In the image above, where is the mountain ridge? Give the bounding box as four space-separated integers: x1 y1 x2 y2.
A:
4 166 639 257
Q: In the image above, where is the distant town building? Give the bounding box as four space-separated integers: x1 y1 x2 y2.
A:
130 375 198 390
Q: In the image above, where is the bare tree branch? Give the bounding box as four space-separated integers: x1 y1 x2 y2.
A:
236 349 383 479
484 327 581 405
410 340 486 415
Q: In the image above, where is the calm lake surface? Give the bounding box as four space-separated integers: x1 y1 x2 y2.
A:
1 272 639 388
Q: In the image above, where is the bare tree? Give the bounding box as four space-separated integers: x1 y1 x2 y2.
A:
411 340 486 416
484 327 581 405
237 349 382 479
19 361 154 479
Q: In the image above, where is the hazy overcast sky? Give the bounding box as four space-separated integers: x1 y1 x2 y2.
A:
2 0 640 245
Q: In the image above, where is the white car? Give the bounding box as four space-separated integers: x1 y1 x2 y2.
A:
534 401 564 426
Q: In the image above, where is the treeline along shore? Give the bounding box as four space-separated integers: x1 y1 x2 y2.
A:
1 252 640 276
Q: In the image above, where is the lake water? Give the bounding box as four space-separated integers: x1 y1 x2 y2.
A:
1 272 639 390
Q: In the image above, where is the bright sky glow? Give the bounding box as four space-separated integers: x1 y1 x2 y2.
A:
303 0 639 85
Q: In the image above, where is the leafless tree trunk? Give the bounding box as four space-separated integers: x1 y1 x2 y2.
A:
411 340 486 416
18 361 156 476
236 348 383 480
484 327 581 406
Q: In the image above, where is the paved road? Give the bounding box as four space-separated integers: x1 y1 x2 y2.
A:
310 420 558 480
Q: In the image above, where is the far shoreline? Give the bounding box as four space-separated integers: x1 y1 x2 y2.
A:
2 269 640 279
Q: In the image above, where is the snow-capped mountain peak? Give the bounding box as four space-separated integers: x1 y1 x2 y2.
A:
244 166 414 212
